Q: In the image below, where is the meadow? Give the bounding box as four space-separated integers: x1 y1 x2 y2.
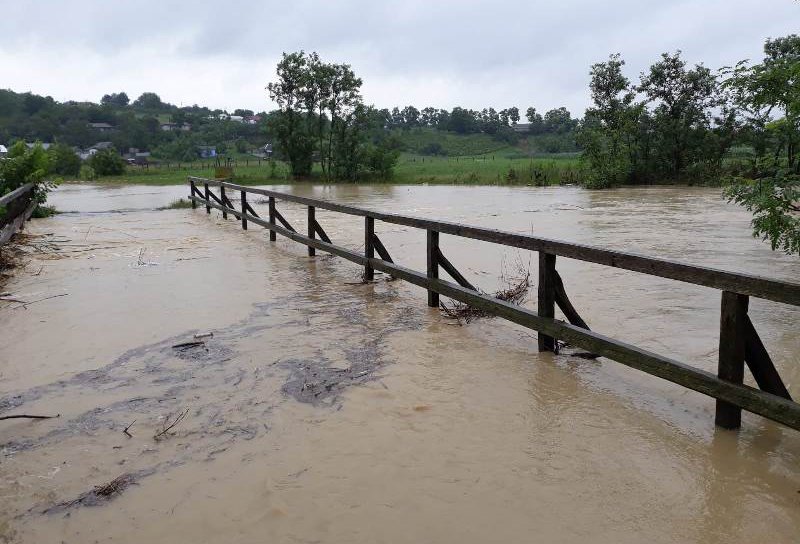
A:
87 153 584 186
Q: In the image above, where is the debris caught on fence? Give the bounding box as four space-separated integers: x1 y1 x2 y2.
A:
440 259 531 324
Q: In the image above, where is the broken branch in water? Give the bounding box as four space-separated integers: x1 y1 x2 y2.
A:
9 292 68 309
172 341 204 350
123 419 136 437
45 473 137 513
153 408 189 440
0 414 60 421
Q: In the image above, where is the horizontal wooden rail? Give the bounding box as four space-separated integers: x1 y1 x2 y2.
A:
188 178 800 306
0 183 36 245
0 183 34 208
188 177 800 433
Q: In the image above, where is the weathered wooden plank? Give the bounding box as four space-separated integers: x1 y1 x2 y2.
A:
0 197 36 246
189 179 197 208
716 291 749 429
745 315 792 400
371 233 394 263
244 202 259 218
538 253 556 352
364 217 375 281
228 205 800 432
308 206 316 257
314 220 332 244
435 247 476 291
220 186 227 219
268 196 277 242
553 270 590 330
0 183 34 208
204 183 210 214
240 191 248 230
206 188 224 207
189 179 800 306
427 230 440 307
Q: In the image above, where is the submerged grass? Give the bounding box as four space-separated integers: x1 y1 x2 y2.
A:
157 198 194 210
75 153 584 187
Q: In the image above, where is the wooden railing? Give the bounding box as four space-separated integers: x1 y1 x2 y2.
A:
188 177 800 432
0 183 35 245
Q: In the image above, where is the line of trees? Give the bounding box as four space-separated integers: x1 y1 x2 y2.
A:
577 51 735 188
578 35 799 254
267 51 399 180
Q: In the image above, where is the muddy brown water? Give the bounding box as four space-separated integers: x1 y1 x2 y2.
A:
1 183 799 543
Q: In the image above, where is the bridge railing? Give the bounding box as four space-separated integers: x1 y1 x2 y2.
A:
0 183 36 245
188 176 800 433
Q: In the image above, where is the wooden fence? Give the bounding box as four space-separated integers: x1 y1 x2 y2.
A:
0 183 35 245
188 176 800 433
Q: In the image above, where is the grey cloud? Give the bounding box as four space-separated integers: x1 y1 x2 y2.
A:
0 0 797 113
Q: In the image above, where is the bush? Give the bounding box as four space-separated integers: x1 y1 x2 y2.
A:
49 143 81 177
419 142 444 156
79 164 97 181
89 148 125 176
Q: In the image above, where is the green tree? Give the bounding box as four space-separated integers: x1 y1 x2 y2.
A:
0 142 55 205
89 148 125 176
49 143 82 177
638 51 720 180
133 92 166 111
723 35 800 254
577 54 640 188
101 92 130 107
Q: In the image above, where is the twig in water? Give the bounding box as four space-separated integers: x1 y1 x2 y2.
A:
123 420 136 437
0 414 60 421
172 341 204 349
10 293 68 309
154 409 189 440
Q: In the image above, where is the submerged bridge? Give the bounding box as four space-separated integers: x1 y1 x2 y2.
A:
188 177 800 434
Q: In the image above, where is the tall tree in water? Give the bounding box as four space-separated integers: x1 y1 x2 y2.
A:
577 54 640 188
638 51 719 180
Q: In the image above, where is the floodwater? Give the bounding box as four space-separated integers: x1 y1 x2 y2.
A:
1 183 799 543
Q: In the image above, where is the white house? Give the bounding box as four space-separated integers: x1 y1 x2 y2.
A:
0 144 7 157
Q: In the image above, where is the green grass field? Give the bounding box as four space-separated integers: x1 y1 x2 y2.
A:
86 153 584 186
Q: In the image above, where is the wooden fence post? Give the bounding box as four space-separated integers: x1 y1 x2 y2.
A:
538 252 556 351
716 291 749 429
268 196 276 241
204 183 210 214
364 217 375 281
240 190 248 230
190 179 197 209
427 230 439 307
220 186 227 219
308 206 316 257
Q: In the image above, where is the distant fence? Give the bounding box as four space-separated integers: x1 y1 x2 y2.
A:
0 183 35 245
188 176 800 434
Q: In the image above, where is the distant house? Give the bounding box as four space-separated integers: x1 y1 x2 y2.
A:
512 123 531 134
0 144 7 157
160 122 191 132
88 122 115 132
25 142 53 150
244 115 262 125
197 145 217 159
91 141 114 152
77 141 115 159
262 143 273 157
229 115 244 123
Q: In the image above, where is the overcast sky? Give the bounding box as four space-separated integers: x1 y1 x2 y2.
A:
1 1 797 115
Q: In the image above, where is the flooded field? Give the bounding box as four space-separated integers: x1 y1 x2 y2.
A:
1 183 799 543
